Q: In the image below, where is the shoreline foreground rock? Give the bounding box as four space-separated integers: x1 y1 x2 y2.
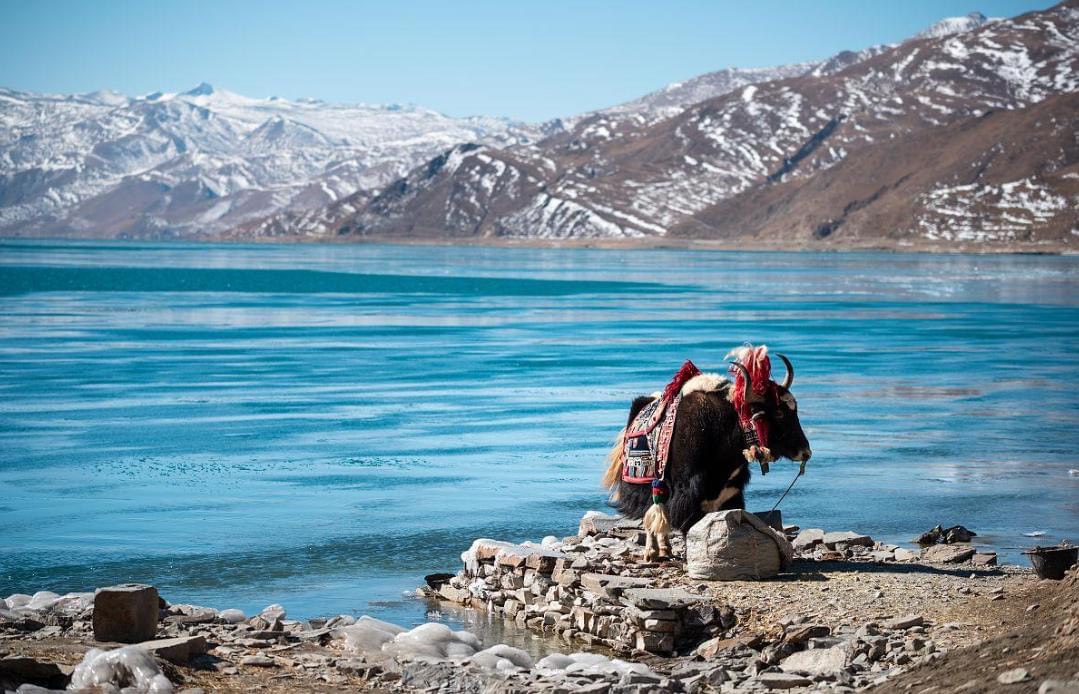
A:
1 510 1076 693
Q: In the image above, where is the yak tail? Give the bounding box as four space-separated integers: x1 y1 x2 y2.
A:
601 427 626 495
643 502 672 536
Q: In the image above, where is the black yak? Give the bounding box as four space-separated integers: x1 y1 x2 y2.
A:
602 346 811 561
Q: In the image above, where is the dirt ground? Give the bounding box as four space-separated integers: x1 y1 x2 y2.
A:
871 567 1079 694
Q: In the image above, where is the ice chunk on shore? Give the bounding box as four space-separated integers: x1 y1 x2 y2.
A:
339 617 493 663
471 644 533 671
384 622 481 660
27 592 61 610
338 616 406 655
461 539 517 574
68 646 173 693
536 651 657 678
339 615 541 672
5 594 31 608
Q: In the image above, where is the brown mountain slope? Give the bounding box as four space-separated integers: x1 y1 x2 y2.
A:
313 0 1078 250
672 91 1079 250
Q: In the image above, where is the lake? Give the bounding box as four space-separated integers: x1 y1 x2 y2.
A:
1 239 1076 629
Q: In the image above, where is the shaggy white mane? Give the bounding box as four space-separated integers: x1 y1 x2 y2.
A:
680 373 728 396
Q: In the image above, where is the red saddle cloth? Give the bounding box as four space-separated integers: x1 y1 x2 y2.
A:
621 361 700 484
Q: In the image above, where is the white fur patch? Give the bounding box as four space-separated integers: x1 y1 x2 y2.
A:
725 344 768 362
681 373 727 396
780 391 797 411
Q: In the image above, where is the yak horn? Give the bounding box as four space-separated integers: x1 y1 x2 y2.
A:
729 361 762 402
775 353 794 389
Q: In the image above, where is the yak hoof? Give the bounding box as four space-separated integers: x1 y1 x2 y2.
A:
643 549 659 562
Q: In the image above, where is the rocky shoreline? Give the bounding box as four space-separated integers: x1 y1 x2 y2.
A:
2 512 1077 693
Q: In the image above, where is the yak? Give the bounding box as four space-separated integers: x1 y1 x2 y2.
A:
602 346 812 561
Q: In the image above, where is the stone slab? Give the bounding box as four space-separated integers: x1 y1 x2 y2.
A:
780 646 847 676
792 528 825 549
137 635 208 664
922 544 976 564
580 573 651 598
620 587 701 610
822 531 874 548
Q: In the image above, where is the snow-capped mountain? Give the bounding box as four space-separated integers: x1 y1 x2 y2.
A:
321 1 1077 250
2 5 1074 250
0 83 541 237
915 11 996 39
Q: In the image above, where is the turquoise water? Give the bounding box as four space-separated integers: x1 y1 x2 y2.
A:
1 239 1076 626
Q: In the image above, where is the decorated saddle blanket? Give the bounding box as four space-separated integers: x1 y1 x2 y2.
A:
621 360 701 484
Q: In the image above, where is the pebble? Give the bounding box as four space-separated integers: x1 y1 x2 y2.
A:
241 654 277 667
998 668 1031 684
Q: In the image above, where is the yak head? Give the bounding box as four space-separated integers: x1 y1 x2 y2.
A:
728 348 812 464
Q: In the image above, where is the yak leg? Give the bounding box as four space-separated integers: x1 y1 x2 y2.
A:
643 531 659 562
657 533 673 559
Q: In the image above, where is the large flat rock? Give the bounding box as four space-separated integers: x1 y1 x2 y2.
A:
137 635 208 664
822 531 874 548
922 544 976 563
620 587 702 610
779 645 847 676
580 573 651 599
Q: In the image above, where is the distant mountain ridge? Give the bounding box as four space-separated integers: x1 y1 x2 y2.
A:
2 4 1075 251
0 84 540 237
294 1 1075 251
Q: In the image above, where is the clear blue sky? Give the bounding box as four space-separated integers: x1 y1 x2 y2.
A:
0 0 1053 121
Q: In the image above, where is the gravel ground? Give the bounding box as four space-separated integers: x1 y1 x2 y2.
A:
2 525 1075 693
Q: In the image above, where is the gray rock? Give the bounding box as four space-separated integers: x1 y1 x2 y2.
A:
621 587 701 610
1039 679 1079 694
997 668 1031 684
580 573 651 598
241 655 276 667
137 635 208 664
686 509 794 580
783 623 830 644
893 548 918 561
439 583 470 603
620 670 663 685
922 544 976 563
823 531 874 548
218 608 245 624
793 529 825 549
757 671 813 689
972 552 998 567
579 512 622 536
884 614 923 630
164 608 217 625
780 646 847 676
634 630 674 653
92 584 159 643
